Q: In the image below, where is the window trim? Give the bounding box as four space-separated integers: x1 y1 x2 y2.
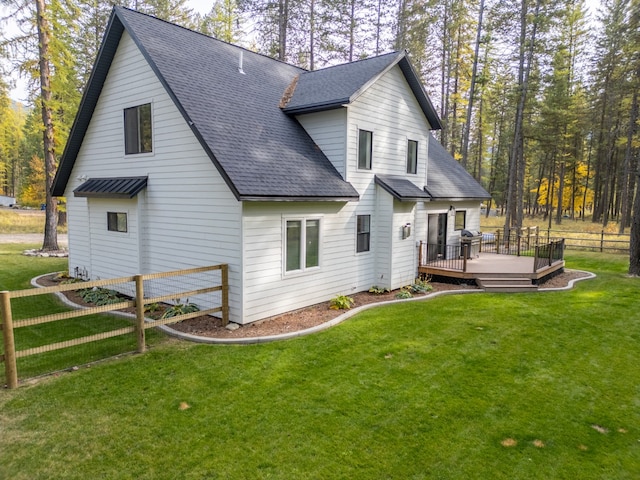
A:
454 210 466 231
107 212 128 233
406 139 418 174
124 103 153 155
283 217 322 275
357 129 373 170
356 214 371 253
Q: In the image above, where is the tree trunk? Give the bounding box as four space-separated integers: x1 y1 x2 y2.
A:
278 0 289 62
36 0 59 252
461 0 484 170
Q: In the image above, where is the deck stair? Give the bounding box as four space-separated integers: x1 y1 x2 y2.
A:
476 277 538 293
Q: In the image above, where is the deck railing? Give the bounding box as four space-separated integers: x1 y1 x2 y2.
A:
419 233 565 273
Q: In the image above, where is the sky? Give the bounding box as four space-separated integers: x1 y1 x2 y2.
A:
3 0 602 103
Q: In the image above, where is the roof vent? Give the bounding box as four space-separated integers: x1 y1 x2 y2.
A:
238 51 245 75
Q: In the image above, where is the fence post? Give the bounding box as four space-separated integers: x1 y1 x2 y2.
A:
1 291 18 389
496 229 501 254
221 265 229 326
135 275 146 353
600 230 604 252
517 234 522 257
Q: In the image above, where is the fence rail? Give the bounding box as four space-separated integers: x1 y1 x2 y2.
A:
1 264 228 389
481 226 630 253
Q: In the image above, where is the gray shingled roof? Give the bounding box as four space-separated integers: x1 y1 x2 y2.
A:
52 7 359 201
282 52 442 129
375 175 431 202
425 135 491 201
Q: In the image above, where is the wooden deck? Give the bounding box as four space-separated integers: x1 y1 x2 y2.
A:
419 252 565 284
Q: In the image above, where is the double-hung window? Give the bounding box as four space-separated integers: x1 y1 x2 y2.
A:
356 215 370 253
407 139 418 174
124 103 153 155
358 129 373 170
285 218 320 273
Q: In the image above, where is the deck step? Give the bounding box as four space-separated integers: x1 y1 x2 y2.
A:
476 277 538 293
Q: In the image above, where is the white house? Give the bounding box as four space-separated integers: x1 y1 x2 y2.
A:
52 7 490 325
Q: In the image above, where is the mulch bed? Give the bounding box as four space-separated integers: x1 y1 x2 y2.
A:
35 269 591 340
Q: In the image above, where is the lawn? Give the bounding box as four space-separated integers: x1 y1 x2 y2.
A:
1 247 639 479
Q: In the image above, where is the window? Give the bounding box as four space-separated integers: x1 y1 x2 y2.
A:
358 129 373 170
124 103 152 154
356 215 370 253
454 210 466 231
407 140 418 174
285 218 320 272
107 212 128 233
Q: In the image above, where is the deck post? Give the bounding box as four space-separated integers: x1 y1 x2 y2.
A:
418 241 423 266
1 290 18 389
135 275 146 353
462 244 468 272
517 235 522 257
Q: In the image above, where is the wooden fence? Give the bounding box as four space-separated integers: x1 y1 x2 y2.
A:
1 264 228 389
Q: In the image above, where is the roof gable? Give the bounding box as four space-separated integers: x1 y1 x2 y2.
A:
425 135 491 201
281 52 442 130
52 7 359 201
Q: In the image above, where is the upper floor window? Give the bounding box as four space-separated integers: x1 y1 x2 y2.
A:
107 212 128 233
358 129 373 170
407 140 418 174
356 214 370 253
124 103 152 155
285 218 320 273
455 210 466 230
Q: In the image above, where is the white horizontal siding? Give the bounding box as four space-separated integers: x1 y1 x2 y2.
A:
64 31 244 323
296 109 347 178
242 201 381 324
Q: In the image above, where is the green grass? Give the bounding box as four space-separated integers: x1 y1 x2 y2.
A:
0 244 164 382
1 248 639 479
0 208 67 234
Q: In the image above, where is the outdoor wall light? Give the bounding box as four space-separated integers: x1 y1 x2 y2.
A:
402 223 411 239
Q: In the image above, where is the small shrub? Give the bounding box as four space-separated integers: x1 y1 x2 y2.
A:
79 287 126 306
368 285 390 295
410 276 433 294
161 299 200 319
145 302 161 314
330 294 354 310
395 287 413 299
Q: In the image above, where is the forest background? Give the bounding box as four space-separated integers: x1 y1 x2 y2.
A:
0 0 638 262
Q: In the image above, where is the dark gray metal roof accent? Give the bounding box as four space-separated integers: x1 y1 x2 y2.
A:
375 175 431 202
282 51 442 130
424 135 491 201
53 7 359 201
74 176 148 199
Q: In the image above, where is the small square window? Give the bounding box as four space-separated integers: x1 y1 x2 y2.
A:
407 140 418 174
107 212 128 233
356 214 370 253
124 103 152 155
455 210 466 231
358 129 372 170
